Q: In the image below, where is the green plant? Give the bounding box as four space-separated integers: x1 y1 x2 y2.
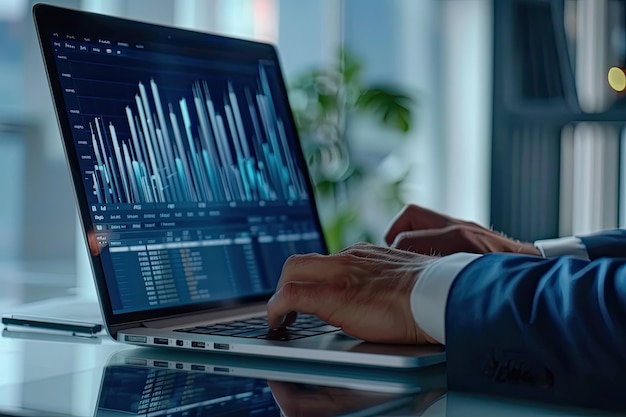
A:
289 49 415 252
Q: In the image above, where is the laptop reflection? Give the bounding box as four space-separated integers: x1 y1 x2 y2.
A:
94 348 442 417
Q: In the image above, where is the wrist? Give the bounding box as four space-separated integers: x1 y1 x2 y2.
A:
410 253 481 344
534 236 589 260
515 241 541 256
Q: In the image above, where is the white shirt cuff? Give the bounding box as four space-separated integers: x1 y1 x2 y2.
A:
410 253 481 344
534 236 589 260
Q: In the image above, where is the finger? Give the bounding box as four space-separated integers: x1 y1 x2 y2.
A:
275 253 351 294
384 205 453 245
273 310 298 329
267 281 344 329
336 242 412 262
392 225 492 255
392 231 456 255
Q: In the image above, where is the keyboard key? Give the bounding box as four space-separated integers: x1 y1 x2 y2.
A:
195 324 235 330
184 328 214 334
235 328 274 338
207 328 250 336
224 321 256 328
241 318 267 324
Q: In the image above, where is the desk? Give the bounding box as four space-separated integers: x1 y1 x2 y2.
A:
0 332 623 417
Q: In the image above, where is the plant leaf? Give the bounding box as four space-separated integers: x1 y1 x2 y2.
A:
355 87 414 133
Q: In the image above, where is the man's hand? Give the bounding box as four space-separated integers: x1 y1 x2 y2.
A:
266 242 439 345
385 204 540 256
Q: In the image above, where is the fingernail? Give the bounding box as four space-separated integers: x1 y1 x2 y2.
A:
271 314 286 330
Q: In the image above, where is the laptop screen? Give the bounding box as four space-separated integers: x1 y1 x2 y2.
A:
34 5 326 323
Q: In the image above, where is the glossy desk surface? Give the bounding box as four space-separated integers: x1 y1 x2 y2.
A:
0 331 623 417
0 278 622 417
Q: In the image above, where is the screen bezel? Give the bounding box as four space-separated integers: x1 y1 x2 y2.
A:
32 3 328 332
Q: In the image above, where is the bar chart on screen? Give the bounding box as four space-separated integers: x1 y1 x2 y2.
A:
86 66 307 206
45 31 327 314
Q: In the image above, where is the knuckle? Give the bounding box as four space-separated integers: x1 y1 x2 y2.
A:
393 232 414 249
280 282 324 310
395 231 411 242
282 253 316 270
280 281 301 301
405 203 417 213
445 224 477 243
445 224 465 233
335 251 367 264
454 224 473 238
340 242 374 254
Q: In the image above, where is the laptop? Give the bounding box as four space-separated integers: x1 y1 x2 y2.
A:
33 3 445 368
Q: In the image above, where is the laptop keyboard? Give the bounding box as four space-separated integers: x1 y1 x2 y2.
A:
174 314 340 341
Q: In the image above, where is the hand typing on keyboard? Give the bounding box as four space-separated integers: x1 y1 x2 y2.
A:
266 242 439 345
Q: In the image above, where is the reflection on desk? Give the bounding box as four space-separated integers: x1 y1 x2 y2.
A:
0 333 624 417
96 363 416 417
98 365 281 416
96 347 441 416
2 328 102 344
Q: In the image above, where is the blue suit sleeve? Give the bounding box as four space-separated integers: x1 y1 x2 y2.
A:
445 253 626 411
580 229 626 259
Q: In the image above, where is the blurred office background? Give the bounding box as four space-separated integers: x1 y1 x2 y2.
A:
0 0 624 305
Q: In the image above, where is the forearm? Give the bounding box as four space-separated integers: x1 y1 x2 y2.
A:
445 254 626 410
411 229 626 343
